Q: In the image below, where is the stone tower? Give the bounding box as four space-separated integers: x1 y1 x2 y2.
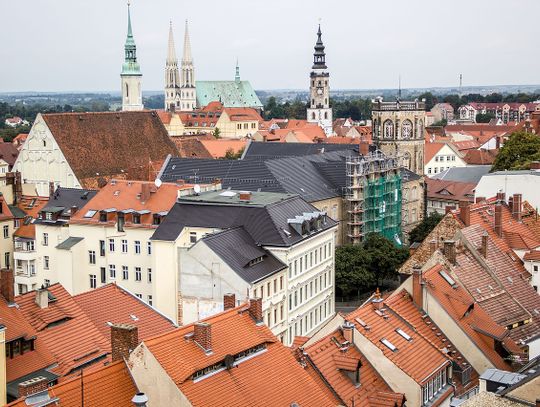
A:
164 22 180 111
372 98 426 176
179 20 196 111
307 25 332 135
121 2 143 111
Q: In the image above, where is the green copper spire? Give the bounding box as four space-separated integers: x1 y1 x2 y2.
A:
122 1 141 76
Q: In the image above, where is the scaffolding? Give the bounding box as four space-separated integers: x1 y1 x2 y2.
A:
345 151 402 245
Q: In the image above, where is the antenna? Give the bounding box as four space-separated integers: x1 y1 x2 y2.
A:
398 75 402 100
459 73 463 96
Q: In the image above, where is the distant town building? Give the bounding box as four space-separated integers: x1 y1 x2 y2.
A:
4 117 28 128
307 25 333 135
424 142 466 176
458 102 540 123
120 3 143 111
431 103 454 123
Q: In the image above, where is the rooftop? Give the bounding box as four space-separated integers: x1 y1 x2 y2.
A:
432 165 491 184
180 189 296 207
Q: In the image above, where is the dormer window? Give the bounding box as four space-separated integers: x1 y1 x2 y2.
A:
153 214 162 225
248 256 264 267
133 213 141 224
301 221 309 235
45 212 52 221
99 212 107 222
117 213 125 232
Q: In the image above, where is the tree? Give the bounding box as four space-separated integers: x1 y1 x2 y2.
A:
418 92 437 110
224 147 244 160
212 127 221 139
492 131 540 171
475 113 495 123
362 234 409 284
408 212 444 244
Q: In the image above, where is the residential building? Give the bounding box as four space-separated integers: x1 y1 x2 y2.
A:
13 111 179 195
458 102 539 123
150 190 337 343
426 178 475 215
120 3 143 111
128 300 340 406
431 102 455 122
0 325 5 406
0 143 19 189
4 118 26 128
401 168 425 242
307 25 333 135
0 196 14 272
372 97 426 176
433 165 491 184
425 142 467 176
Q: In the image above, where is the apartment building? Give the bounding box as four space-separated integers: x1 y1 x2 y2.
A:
150 189 337 344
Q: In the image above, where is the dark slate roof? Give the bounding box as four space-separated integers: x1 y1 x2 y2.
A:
8 205 26 219
151 191 337 246
203 227 287 283
242 141 359 160
159 150 353 202
45 187 98 216
56 236 84 250
432 165 491 184
400 168 422 183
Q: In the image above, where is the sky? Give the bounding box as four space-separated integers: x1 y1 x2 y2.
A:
1 0 539 92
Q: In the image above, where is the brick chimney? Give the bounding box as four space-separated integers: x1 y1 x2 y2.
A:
371 288 384 311
512 193 522 222
412 265 423 309
14 171 22 204
248 297 263 323
429 240 437 255
194 322 212 353
111 324 139 362
223 293 236 311
48 182 55 197
239 192 252 201
443 241 457 265
140 183 151 203
475 196 485 204
342 321 354 343
35 288 49 309
494 204 503 237
70 205 78 217
0 268 14 304
18 376 48 398
481 232 489 258
496 191 506 203
459 200 470 226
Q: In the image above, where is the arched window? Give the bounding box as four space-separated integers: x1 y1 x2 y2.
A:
312 112 316 120
324 112 328 120
383 120 394 139
125 83 129 98
403 152 411 170
401 120 413 139
411 186 417 200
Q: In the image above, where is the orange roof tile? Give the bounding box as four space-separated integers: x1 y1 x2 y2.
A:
424 142 446 163
73 283 176 349
426 178 476 203
523 250 540 261
463 149 498 165
13 196 49 239
144 306 338 406
199 139 247 158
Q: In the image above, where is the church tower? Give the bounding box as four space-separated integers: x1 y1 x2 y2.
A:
164 22 180 111
121 2 143 111
179 20 196 111
307 25 332 135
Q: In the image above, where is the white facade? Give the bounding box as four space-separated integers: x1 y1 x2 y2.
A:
121 74 143 112
425 143 467 177
475 171 540 210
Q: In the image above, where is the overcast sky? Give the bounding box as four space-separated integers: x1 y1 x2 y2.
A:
1 0 539 92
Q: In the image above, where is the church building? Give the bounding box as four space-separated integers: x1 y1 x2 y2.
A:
120 2 143 111
307 25 333 135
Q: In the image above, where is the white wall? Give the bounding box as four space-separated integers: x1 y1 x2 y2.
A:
475 173 540 210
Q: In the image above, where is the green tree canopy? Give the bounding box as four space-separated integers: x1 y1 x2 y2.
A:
475 113 495 123
492 131 540 171
408 212 444 244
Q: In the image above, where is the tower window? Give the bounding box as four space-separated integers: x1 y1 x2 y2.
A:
324 112 328 120
125 83 129 98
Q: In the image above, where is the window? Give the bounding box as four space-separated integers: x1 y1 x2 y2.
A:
189 232 197 244
280 276 283 290
44 279 50 287
147 241 152 255
4 252 9 269
89 251 96 264
534 265 538 273
3 225 8 239
121 239 128 253
135 267 142 281
44 256 49 270
90 274 97 289
134 241 141 254
99 212 107 222
14 219 19 228
135 294 142 299
122 266 129 280
109 239 115 252
109 264 116 278
267 282 271 297
273 279 277 293
117 213 125 232
98 240 105 256
43 233 48 246
132 213 141 224
147 295 153 306
147 268 152 283
100 267 106 284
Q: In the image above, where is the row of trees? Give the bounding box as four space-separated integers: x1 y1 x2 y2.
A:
492 131 540 171
417 92 540 112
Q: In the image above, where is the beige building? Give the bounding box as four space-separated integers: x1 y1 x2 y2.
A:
0 325 6 406
401 168 425 244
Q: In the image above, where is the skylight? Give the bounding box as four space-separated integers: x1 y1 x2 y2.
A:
396 328 412 341
84 210 97 218
439 270 457 288
220 191 237 197
380 338 397 352
355 317 367 327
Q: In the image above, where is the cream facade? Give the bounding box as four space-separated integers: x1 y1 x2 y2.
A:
425 143 467 177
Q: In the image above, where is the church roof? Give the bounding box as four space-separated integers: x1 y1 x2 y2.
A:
196 80 263 109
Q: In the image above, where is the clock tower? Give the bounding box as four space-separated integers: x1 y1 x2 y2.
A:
307 25 332 135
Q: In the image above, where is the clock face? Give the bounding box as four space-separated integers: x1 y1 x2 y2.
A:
402 120 413 139
317 88 323 95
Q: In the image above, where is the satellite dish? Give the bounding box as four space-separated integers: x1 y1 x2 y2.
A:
154 178 162 188
194 184 201 194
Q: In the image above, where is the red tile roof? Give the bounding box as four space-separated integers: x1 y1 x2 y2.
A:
0 141 20 167
302 329 405 406
523 250 540 261
199 139 247 158
426 178 476 202
463 149 498 165
171 135 215 158
424 142 446 163
73 283 176 348
144 306 338 406
13 196 49 239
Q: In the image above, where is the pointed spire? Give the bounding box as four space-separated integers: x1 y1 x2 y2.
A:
125 1 135 46
122 0 139 72
182 19 193 63
235 59 240 83
167 21 177 63
312 23 327 70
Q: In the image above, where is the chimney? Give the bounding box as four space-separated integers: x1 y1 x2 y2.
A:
371 288 384 311
494 204 503 237
512 193 522 221
475 196 485 204
342 321 354 343
239 191 252 201
530 161 540 170
14 171 22 204
223 293 236 311
459 200 470 226
35 288 49 309
70 205 78 216
18 376 48 398
445 205 456 214
140 183 151 203
193 322 212 353
496 191 506 203
429 240 437 255
111 324 139 362
248 297 263 323
359 142 369 156
132 393 149 407
481 232 489 258
412 265 423 309
443 240 457 265
48 181 55 197
508 195 514 213
495 136 501 150
0 268 14 304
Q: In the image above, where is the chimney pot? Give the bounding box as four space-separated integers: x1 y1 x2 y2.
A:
248 297 263 323
494 204 503 237
111 324 139 362
193 322 212 353
496 191 506 203
371 288 384 311
0 268 14 304
481 232 489 258
132 393 149 407
342 321 354 343
459 200 470 226
512 193 522 222
443 240 457 265
223 293 236 311
18 376 48 398
429 240 437 255
35 288 49 309
412 265 423 309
